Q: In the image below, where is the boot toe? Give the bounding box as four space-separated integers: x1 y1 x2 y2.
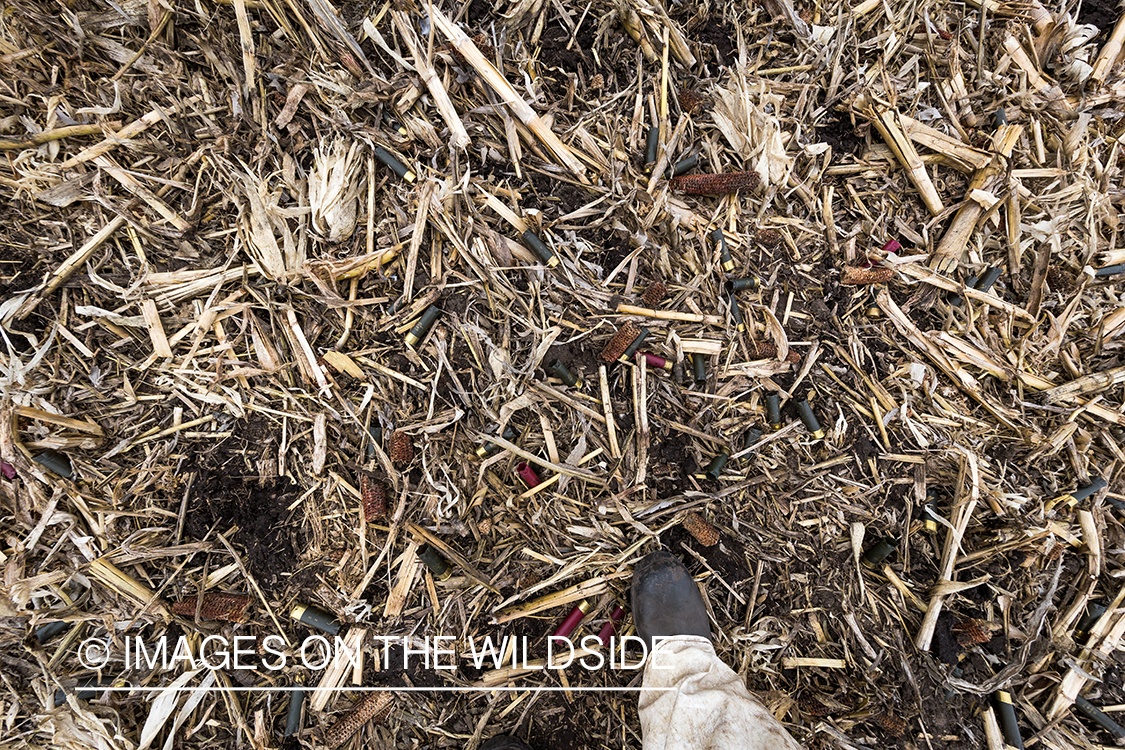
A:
630 551 711 647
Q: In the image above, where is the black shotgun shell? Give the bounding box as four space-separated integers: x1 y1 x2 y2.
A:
691 352 706 384
1074 695 1125 739
994 108 1008 127
405 305 442 347
1076 603 1107 641
365 423 383 459
284 685 306 736
706 448 730 480
710 229 735 272
290 603 341 636
1048 476 1108 512
726 277 761 292
862 537 898 568
35 621 70 643
418 543 452 580
765 393 781 429
744 426 762 450
550 359 581 387
975 266 1002 294
796 399 824 439
374 145 416 182
666 154 699 177
923 492 941 533
54 678 118 707
521 229 559 268
476 425 519 458
33 450 73 478
1095 263 1125 277
621 327 650 362
727 293 745 332
644 126 659 171
992 690 1024 750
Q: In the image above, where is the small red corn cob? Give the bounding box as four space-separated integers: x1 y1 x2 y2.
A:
325 693 394 749
872 711 907 737
952 619 993 647
746 340 801 364
171 592 251 623
678 86 707 115
756 228 782 247
682 513 719 546
642 281 667 308
360 473 386 521
671 170 760 195
388 431 413 465
600 321 641 363
841 266 894 285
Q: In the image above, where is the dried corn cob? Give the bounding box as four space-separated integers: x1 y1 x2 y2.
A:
642 281 667 308
171 592 251 623
952 619 993 647
756 228 782 247
841 266 894 285
388 431 413 465
325 693 394 749
677 86 707 115
600 321 641 363
360 473 386 521
872 711 907 737
746 340 801 364
682 513 719 546
671 170 760 195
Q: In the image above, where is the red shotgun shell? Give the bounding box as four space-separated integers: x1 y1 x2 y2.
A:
597 606 626 647
551 600 591 642
517 462 541 488
641 352 673 371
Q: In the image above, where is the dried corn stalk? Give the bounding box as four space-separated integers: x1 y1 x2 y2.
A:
710 75 792 188
309 138 365 242
234 167 308 282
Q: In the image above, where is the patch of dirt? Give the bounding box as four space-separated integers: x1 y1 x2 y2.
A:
699 19 736 66
818 113 861 162
537 23 596 72
1078 0 1119 34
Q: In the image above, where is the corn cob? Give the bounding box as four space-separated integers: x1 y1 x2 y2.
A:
670 170 760 195
682 513 719 546
388 431 413 465
841 266 894 285
872 711 907 737
600 321 641 363
756 228 782 247
642 281 667 307
746 340 801 364
325 693 394 749
171 592 251 623
952 618 992 647
677 86 707 115
360 473 386 521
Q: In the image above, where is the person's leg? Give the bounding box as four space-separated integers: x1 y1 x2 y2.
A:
632 552 803 750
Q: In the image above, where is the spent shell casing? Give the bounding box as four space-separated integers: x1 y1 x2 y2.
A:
861 537 899 568
54 678 118 707
975 266 1002 293
417 543 452 580
33 449 72 479
710 228 735 272
991 690 1025 750
598 605 626 647
1074 696 1125 739
476 425 519 458
1095 263 1125 277
35 621 70 643
373 145 416 182
705 448 730 480
726 277 760 292
1075 603 1107 641
666 154 699 178
727 293 745 331
765 393 781 429
1046 477 1107 513
404 305 442 347
620 327 649 362
290 603 341 635
923 496 940 533
521 229 559 268
691 352 707 384
796 399 825 439
643 126 659 171
516 462 541 488
641 352 673 371
551 600 590 641
744 427 762 450
881 239 902 254
284 685 306 736
550 359 581 387
994 108 1008 127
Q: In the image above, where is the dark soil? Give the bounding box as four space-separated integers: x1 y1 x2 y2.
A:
1077 0 1119 34
699 19 736 67
537 24 593 72
818 113 862 163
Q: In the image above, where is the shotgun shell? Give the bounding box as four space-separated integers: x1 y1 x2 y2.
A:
33 450 72 479
404 305 442 347
796 399 825 439
517 462 541 488
54 678 119 707
0 459 15 479
641 352 673 371
744 426 762 450
477 425 519 458
373 145 416 182
923 493 941 533
666 154 699 178
290 603 341 635
1046 477 1107 512
765 393 781 430
551 600 591 642
386 116 408 137
994 108 1008 127
1075 603 1107 641
521 229 559 268
710 228 735 272
975 266 1002 294
284 684 306 737
600 321 641 363
726 277 760 292
705 448 730 480
550 359 582 387
992 690 1025 750
865 286 883 318
1095 263 1125 277
417 543 453 580
35 621 70 643
1074 695 1125 739
727 293 745 332
643 126 659 172
642 281 667 307
861 537 899 568
881 239 902 255
365 423 383 459
691 352 707 384
598 606 626 647
620 327 649 362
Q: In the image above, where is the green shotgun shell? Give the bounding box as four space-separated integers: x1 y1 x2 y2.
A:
476 425 519 458
765 393 781 430
521 229 559 268
744 426 762 450
284 683 306 736
710 228 735 272
290 603 341 636
374 145 416 182
1076 603 1107 641
35 621 70 643
795 399 824 439
620 327 650 362
404 305 442 347
644 126 659 172
691 352 706 384
365 423 383 459
727 293 745 332
33 449 73 478
550 359 581 388
861 537 898 568
726 277 760 292
386 116 408 137
923 492 941 533
1046 477 1107 513
706 448 730 480
417 543 452 580
1074 695 1125 739
991 690 1024 750
666 154 699 177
